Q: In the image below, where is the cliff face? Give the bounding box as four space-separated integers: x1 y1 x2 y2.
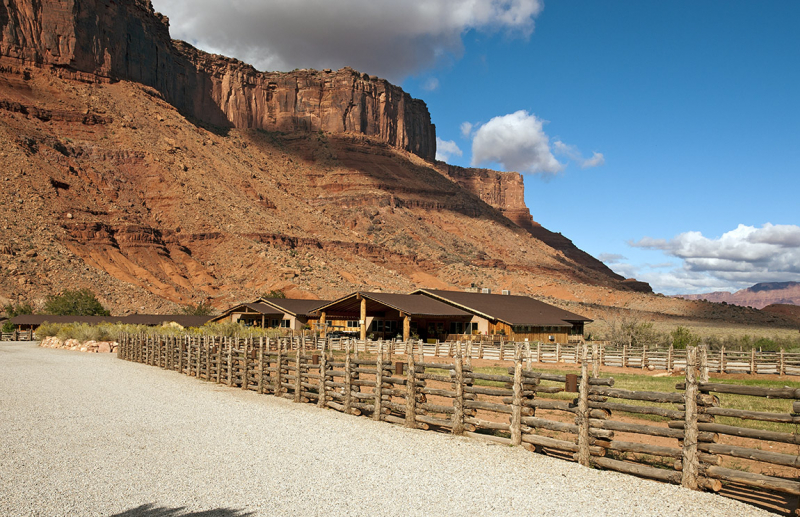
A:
0 0 436 160
436 163 640 287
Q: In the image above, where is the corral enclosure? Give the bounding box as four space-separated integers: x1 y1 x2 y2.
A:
118 334 800 515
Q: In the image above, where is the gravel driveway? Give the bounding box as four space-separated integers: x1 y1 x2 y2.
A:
0 341 772 516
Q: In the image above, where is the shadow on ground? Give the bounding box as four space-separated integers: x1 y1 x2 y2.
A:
110 504 254 517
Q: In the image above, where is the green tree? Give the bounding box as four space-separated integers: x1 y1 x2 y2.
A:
3 302 34 317
2 320 15 333
42 289 110 316
262 289 286 299
181 301 214 316
670 326 700 349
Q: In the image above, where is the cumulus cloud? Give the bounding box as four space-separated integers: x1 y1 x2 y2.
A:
435 137 463 162
460 121 474 138
471 110 564 174
624 223 800 294
152 0 544 81
553 140 605 169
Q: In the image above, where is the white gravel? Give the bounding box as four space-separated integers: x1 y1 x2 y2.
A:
0 341 773 517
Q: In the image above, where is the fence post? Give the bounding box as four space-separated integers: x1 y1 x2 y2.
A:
591 342 599 378
294 343 302 402
275 342 283 395
525 341 532 370
682 346 699 490
642 344 648 370
577 343 590 467
555 342 561 363
510 343 523 446
374 341 383 421
258 339 265 394
178 337 184 373
780 349 786 376
215 338 222 383
668 345 674 371
719 346 725 374
699 345 709 383
750 348 756 376
465 341 473 370
318 340 328 408
452 341 465 435
344 341 352 414
405 342 417 429
205 337 211 381
537 341 541 363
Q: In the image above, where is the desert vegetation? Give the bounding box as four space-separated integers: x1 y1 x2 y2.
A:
595 316 800 352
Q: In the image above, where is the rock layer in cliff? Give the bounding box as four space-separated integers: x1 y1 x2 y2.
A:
0 0 436 160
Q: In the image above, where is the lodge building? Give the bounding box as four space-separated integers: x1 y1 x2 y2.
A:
208 289 592 343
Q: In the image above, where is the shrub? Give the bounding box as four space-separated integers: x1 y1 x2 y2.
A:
181 301 214 316
670 326 700 349
3 302 34 317
42 289 110 316
36 321 62 338
2 320 15 333
262 289 286 299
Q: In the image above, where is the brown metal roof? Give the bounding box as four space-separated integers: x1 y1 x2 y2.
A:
257 298 331 317
313 292 471 318
210 302 283 323
412 289 592 326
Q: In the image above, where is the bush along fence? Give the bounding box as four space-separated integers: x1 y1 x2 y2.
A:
118 334 800 511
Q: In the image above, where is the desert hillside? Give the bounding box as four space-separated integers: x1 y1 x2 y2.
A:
0 0 795 330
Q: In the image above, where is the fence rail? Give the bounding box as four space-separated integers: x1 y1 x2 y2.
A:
117 334 800 513
1 330 34 341
322 338 800 376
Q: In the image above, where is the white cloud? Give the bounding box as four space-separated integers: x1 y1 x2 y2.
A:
470 110 564 174
460 121 474 138
421 77 440 91
598 253 626 264
553 140 605 169
435 137 463 162
152 0 544 82
626 223 800 294
581 151 605 169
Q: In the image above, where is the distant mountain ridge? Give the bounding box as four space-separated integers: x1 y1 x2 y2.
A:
677 282 800 309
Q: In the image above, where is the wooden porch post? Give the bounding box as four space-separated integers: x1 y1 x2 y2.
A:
359 296 367 341
402 313 411 341
320 311 327 338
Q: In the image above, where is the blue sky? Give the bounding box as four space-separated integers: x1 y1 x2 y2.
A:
153 0 800 295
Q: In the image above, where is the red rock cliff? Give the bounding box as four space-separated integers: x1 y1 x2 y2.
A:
0 0 436 160
437 163 640 286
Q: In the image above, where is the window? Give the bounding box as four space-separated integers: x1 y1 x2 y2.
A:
280 319 290 328
370 320 397 334
271 319 281 327
450 322 476 334
346 320 359 328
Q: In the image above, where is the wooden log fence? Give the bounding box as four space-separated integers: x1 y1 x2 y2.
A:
118 335 800 510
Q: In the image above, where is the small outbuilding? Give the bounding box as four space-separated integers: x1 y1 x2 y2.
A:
211 298 330 331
